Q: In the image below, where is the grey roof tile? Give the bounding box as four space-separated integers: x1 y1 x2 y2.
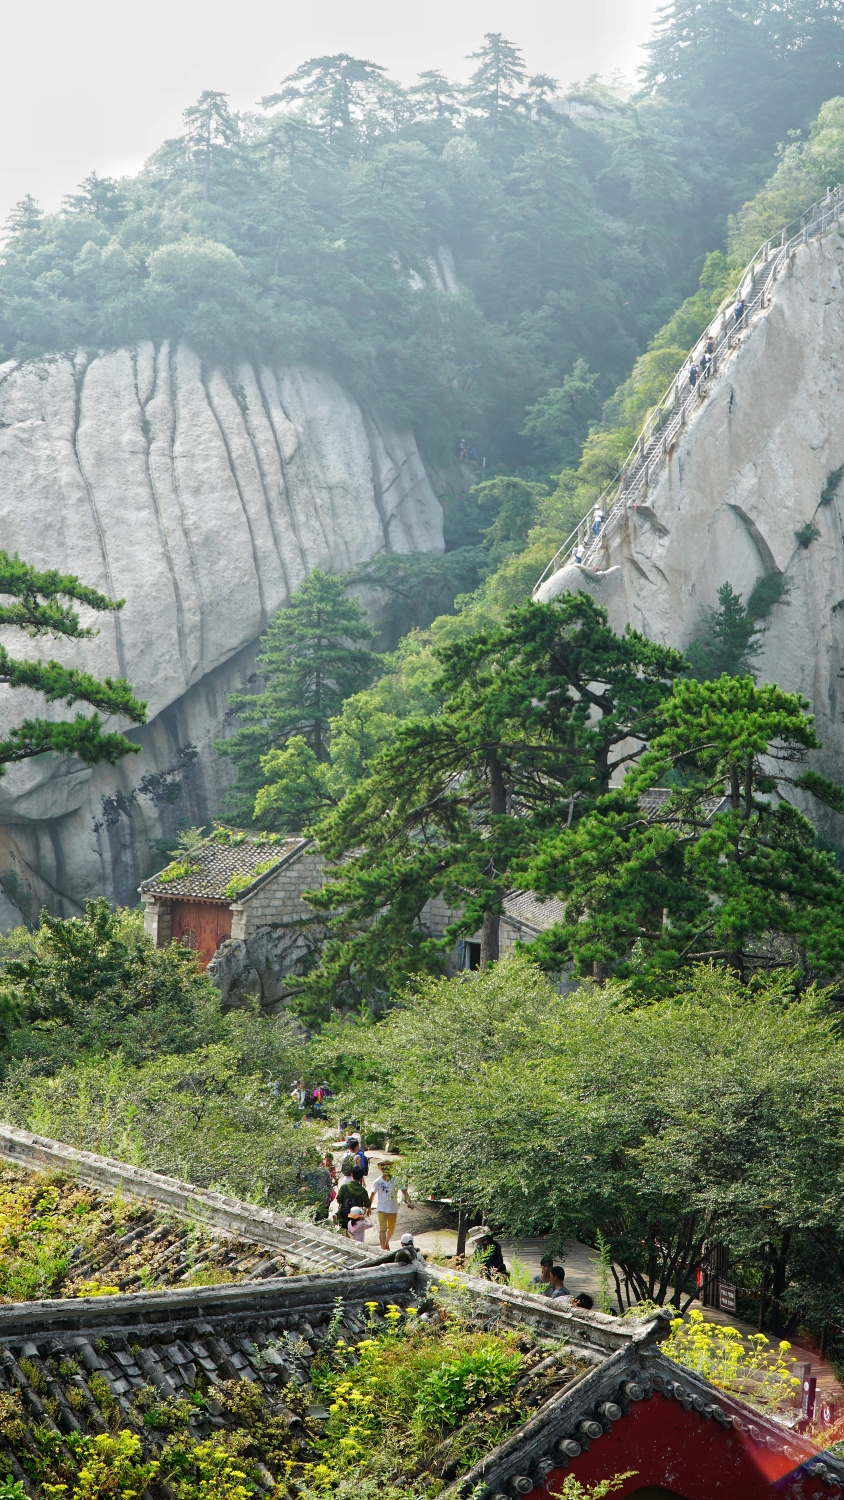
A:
139 833 310 900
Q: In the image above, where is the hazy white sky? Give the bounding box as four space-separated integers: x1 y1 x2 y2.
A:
2 0 659 226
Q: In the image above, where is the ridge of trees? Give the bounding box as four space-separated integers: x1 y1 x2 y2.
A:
4 13 844 470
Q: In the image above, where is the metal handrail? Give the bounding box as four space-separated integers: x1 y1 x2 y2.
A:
533 183 844 594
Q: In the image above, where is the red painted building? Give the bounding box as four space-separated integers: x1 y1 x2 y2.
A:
438 1290 844 1500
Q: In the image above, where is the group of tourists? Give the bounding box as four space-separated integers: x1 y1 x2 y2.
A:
323 1137 418 1254
687 333 717 391
289 1080 333 1119
531 1252 594 1307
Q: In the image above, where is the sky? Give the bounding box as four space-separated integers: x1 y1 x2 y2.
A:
1 0 660 227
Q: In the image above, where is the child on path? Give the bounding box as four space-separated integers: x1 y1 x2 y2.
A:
347 1205 374 1244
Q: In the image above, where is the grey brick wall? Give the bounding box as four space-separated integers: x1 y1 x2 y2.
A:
240 853 325 936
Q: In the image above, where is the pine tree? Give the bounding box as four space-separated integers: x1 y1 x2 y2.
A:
465 33 527 130
684 582 764 680
528 675 844 988
182 92 241 201
62 173 126 226
4 196 42 235
264 55 390 142
0 551 145 770
301 594 684 1015
216 571 377 824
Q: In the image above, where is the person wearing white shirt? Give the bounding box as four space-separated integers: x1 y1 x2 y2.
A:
369 1162 413 1249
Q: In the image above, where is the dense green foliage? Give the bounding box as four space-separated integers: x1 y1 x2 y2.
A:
0 553 145 775
5 11 844 469
528 670 844 986
217 570 376 826
0 902 320 1205
300 594 684 1013
321 957 844 1332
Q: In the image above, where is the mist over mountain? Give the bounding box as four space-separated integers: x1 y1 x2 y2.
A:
3 8 844 478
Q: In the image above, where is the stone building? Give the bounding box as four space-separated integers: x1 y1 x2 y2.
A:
140 830 567 1003
139 832 322 973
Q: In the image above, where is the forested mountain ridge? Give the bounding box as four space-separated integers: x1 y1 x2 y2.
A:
3 8 844 474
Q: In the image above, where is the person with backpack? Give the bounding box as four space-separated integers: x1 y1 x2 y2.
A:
339 1137 368 1184
336 1168 370 1232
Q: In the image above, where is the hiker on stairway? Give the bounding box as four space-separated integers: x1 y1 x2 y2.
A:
734 294 746 325
688 361 698 388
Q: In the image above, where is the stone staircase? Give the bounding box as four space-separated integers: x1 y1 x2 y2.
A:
534 184 844 594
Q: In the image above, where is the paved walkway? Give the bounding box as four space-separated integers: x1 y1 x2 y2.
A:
327 1143 843 1414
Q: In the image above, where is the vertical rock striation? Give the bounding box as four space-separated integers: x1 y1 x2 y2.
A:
0 343 444 916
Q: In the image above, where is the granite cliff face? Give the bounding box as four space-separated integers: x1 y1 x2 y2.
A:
537 229 844 830
0 342 444 918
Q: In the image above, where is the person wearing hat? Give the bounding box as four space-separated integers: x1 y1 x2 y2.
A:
369 1161 413 1251
346 1205 374 1244
394 1233 425 1265
466 1225 509 1282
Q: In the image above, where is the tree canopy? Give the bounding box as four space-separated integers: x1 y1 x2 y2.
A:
4 15 844 470
315 958 844 1320
297 594 684 1015
528 671 844 987
216 569 376 825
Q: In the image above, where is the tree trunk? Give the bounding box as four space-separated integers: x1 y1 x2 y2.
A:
456 1209 468 1258
480 748 506 970
730 762 741 810
743 759 754 818
480 910 499 969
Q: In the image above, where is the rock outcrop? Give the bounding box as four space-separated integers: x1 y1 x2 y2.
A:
0 343 444 917
537 229 844 835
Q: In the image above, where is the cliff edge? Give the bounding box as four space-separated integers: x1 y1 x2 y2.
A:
538 230 844 837
0 342 444 916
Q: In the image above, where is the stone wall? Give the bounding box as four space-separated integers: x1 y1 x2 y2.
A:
232 851 325 938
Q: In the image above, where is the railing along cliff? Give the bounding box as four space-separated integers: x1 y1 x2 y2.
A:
533 183 844 594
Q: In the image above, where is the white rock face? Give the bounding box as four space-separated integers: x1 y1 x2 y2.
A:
0 344 444 915
537 231 844 828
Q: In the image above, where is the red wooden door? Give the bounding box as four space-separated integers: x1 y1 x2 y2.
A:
170 900 232 971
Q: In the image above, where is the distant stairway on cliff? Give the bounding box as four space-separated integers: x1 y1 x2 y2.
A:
533 183 844 596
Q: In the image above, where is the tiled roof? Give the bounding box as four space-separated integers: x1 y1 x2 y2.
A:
0 1133 836 1498
639 788 731 822
503 890 566 933
139 833 310 901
